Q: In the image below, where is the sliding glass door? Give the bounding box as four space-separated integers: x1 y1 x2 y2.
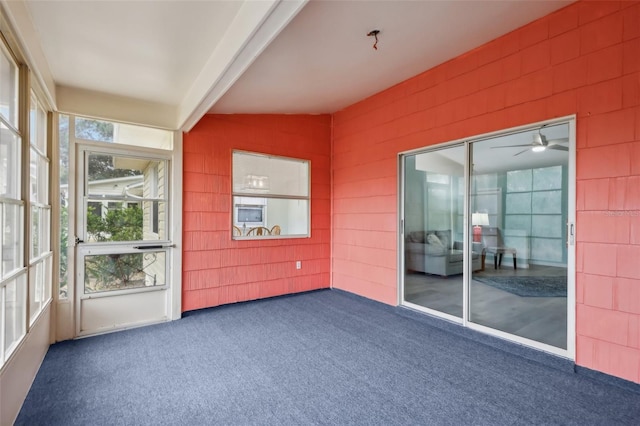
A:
403 145 466 319
401 119 574 355
469 123 570 349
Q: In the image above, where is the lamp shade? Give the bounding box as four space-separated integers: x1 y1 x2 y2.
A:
472 212 489 226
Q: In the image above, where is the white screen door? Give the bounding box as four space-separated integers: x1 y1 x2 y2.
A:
75 144 172 336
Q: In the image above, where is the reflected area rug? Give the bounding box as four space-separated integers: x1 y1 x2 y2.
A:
474 275 567 297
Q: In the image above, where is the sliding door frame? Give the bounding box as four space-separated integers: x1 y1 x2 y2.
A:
398 141 468 325
398 115 576 360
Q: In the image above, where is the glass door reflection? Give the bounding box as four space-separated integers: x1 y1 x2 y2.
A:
403 145 467 318
469 123 569 349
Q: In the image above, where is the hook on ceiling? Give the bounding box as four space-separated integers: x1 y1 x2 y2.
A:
367 29 380 50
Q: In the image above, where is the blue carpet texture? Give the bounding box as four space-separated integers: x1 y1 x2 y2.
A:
17 289 640 425
475 275 568 297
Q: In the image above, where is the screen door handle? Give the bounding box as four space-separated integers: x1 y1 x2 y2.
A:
133 244 175 250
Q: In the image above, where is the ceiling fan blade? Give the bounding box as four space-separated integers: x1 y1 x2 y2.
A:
548 144 569 151
513 148 530 156
546 138 569 144
491 144 533 149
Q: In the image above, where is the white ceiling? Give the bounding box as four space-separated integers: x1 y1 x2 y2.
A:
213 0 573 114
25 0 243 106
2 0 573 130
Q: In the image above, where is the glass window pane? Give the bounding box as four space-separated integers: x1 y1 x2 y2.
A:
84 251 166 294
232 151 309 197
86 202 140 242
470 124 569 350
38 156 49 205
265 198 308 236
403 147 467 319
85 155 166 242
0 44 18 128
533 166 562 191
30 95 37 146
2 203 22 277
44 255 52 302
233 197 309 238
29 261 44 324
505 193 532 214
30 148 38 202
76 118 172 149
86 200 165 242
59 116 69 299
0 126 20 199
505 214 531 231
60 115 69 188
31 206 39 259
506 169 532 192
43 208 51 253
86 154 163 197
30 207 50 259
532 215 563 238
86 153 141 184
4 274 27 355
532 190 562 214
76 117 114 142
37 103 47 153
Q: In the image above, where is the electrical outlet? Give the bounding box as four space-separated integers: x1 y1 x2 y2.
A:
296 261 301 269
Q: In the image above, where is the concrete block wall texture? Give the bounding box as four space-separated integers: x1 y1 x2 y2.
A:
182 115 331 312
331 0 640 383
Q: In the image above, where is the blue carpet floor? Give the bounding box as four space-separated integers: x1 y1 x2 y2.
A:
16 289 640 425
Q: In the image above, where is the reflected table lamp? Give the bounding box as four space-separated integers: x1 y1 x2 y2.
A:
472 212 489 243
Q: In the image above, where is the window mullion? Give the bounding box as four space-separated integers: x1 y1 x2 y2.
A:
232 192 309 201
19 65 31 333
1 286 5 364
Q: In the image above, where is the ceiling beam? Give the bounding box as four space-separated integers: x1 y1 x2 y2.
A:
178 0 308 132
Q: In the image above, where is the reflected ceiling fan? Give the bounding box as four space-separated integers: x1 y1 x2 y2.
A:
492 129 569 156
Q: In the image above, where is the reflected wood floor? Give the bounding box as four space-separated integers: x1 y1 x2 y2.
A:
404 264 567 349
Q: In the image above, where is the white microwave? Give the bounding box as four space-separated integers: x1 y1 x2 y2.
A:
234 205 265 227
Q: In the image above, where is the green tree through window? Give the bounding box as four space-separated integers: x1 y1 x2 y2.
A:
84 204 148 292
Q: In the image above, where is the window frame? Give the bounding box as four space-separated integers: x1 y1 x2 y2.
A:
231 150 311 240
0 38 26 365
28 91 52 327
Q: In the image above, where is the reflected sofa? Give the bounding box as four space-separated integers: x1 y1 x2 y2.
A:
405 230 482 276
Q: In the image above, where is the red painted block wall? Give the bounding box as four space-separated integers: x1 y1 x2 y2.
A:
332 0 640 383
182 114 331 312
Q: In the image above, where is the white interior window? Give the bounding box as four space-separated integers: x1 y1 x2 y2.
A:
232 151 310 239
29 92 52 326
0 39 26 365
